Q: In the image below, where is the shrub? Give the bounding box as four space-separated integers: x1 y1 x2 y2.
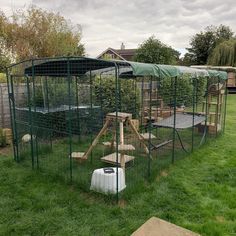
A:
159 76 207 107
0 73 7 83
93 76 140 116
34 79 76 107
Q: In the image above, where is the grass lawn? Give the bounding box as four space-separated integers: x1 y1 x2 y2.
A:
0 95 236 236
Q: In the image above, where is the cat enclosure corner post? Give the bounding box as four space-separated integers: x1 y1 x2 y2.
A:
133 78 137 118
67 58 73 182
26 62 35 169
45 75 53 149
203 76 209 143
215 76 220 137
99 72 104 126
148 76 152 179
223 78 228 134
89 70 93 162
7 68 18 162
191 75 197 153
31 60 39 168
118 69 122 112
171 76 177 164
140 77 144 132
114 63 119 203
75 76 81 142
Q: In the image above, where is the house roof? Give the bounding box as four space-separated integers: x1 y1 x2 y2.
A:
113 49 136 60
97 47 136 61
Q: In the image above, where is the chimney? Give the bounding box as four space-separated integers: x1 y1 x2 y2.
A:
121 42 125 50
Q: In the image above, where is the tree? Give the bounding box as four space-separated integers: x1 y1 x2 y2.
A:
208 39 236 66
5 6 85 61
179 53 194 66
186 25 234 65
0 11 11 71
134 36 180 64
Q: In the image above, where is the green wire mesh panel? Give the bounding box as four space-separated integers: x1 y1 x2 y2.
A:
7 57 227 202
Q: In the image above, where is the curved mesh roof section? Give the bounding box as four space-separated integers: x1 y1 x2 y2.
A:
23 56 227 80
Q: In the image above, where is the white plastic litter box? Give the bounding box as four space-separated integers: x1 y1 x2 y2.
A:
90 167 126 194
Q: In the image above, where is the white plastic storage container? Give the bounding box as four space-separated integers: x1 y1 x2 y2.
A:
90 167 126 194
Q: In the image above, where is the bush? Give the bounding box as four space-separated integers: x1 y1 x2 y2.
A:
159 76 207 107
34 79 76 107
0 73 7 83
93 76 140 116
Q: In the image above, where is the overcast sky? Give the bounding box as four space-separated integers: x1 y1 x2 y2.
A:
1 0 236 57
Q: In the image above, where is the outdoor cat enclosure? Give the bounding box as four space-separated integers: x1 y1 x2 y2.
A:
7 57 227 200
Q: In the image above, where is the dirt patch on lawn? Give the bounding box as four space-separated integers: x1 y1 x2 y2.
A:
216 216 225 223
156 170 169 182
118 199 127 208
0 146 12 156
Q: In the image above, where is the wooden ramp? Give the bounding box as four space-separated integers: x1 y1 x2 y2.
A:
131 217 200 236
140 133 156 140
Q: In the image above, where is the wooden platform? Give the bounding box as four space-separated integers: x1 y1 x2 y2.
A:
101 152 135 165
131 217 200 236
140 133 156 140
102 141 117 147
102 142 135 151
118 144 135 151
71 152 86 160
202 101 221 105
106 112 132 121
151 140 172 150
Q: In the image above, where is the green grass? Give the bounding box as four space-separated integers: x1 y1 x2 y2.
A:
0 95 236 235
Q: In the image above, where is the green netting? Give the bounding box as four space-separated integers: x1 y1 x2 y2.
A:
22 57 228 81
7 57 228 203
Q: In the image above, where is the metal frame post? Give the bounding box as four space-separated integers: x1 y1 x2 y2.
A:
115 64 119 203
6 71 18 161
31 62 39 168
148 76 152 178
89 70 93 162
67 58 73 182
171 76 177 163
141 77 144 131
223 79 228 133
191 76 196 152
45 76 53 149
26 74 35 169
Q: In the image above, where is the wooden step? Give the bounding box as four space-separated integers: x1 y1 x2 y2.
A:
71 152 86 160
101 152 135 165
140 133 156 140
118 144 135 151
202 101 222 105
103 142 135 151
197 112 220 116
144 116 156 121
106 112 132 121
131 217 200 236
143 98 162 102
151 140 172 150
102 141 117 147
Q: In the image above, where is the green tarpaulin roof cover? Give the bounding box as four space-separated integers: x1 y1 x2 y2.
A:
126 61 227 80
24 57 228 80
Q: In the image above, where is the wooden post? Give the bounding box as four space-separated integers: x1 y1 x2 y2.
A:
120 121 124 145
128 118 150 156
83 118 110 159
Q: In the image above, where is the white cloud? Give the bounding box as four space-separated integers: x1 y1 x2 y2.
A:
1 0 236 57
